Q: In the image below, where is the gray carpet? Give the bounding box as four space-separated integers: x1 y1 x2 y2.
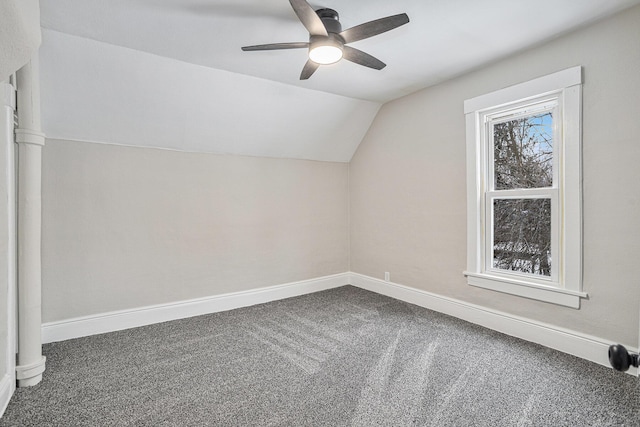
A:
1 286 638 426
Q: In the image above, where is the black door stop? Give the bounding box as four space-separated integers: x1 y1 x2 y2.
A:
608 344 639 372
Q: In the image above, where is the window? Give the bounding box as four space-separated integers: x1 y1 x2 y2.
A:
463 67 585 308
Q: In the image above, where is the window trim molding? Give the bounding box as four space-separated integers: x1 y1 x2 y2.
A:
464 67 585 308
463 67 582 114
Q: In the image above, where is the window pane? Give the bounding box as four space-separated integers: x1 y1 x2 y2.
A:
493 198 551 277
493 112 553 190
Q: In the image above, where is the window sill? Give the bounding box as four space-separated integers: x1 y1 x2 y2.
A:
463 271 587 309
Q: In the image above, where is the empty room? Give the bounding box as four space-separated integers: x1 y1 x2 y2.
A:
1 0 639 425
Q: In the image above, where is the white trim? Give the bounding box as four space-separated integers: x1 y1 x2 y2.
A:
14 129 45 146
15 356 45 381
464 66 582 113
0 374 12 418
465 68 584 306
1 84 15 110
41 273 350 344
561 84 583 289
466 113 482 273
6 124 16 400
349 273 637 376
1 81 16 416
464 272 583 309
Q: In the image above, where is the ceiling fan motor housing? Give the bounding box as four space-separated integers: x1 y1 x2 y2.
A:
315 8 342 34
308 8 345 63
309 33 344 54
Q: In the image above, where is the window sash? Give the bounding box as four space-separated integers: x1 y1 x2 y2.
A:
483 189 559 285
486 101 560 193
482 100 562 286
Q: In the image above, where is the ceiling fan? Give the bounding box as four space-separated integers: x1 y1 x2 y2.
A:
241 0 409 80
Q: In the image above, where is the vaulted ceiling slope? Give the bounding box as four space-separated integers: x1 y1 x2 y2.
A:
39 30 380 162
38 0 640 162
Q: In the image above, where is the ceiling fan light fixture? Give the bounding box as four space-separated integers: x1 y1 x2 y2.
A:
309 45 343 64
308 35 344 65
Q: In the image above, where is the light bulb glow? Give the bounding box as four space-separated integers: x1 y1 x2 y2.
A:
309 45 343 65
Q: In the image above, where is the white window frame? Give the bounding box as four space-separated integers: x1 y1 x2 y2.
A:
463 67 586 308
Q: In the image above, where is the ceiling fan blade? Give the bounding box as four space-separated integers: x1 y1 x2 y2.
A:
289 0 328 36
342 46 386 70
300 60 320 80
340 13 409 44
242 42 309 51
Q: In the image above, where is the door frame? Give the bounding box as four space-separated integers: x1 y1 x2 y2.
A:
0 78 17 417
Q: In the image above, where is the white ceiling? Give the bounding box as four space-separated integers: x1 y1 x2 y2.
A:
40 0 640 103
37 0 640 162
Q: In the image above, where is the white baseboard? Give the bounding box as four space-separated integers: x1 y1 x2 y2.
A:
42 273 350 344
40 271 636 377
349 273 638 376
0 374 13 419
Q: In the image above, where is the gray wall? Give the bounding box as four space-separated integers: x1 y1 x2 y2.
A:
350 6 640 346
42 139 349 322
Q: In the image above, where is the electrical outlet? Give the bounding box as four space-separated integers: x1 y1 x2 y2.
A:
384 272 390 282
